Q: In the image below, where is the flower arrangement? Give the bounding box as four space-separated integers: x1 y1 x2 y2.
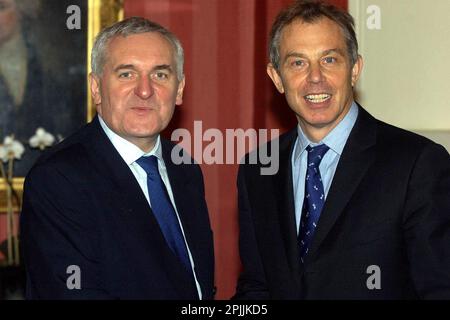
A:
0 128 55 266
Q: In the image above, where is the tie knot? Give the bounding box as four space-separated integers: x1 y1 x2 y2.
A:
136 155 159 176
306 144 329 167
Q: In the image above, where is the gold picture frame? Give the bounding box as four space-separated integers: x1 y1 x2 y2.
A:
87 0 124 121
0 0 123 265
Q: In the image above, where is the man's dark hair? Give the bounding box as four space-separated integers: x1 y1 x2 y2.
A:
269 0 359 70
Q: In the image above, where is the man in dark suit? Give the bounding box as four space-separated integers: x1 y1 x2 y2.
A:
20 17 215 299
234 0 450 299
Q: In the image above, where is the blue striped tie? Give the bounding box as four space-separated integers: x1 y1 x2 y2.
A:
298 144 329 263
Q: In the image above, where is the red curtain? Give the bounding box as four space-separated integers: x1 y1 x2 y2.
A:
124 0 347 299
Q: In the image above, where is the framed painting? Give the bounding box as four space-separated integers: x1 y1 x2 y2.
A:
0 0 123 270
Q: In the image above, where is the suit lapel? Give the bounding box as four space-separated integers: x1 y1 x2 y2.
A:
307 107 377 262
272 129 301 273
82 116 151 217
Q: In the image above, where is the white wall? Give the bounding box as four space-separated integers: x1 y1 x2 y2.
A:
349 0 450 151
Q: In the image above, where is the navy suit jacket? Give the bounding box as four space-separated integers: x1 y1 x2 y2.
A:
20 116 215 299
235 106 450 299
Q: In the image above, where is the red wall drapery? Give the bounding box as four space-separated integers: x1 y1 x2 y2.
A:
124 0 347 299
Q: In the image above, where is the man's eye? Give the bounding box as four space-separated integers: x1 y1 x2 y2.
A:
323 57 337 64
292 60 305 67
118 72 132 78
154 72 169 80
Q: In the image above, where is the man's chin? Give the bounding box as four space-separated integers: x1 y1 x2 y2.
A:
297 114 342 134
132 131 160 139
122 127 159 139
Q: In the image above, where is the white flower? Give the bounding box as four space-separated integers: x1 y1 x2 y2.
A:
29 127 55 151
0 136 25 162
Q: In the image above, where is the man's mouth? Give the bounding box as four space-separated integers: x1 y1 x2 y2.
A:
132 106 154 111
304 94 332 104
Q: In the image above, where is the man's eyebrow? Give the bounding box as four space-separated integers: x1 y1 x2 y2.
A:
153 64 173 72
113 64 173 73
113 64 136 72
321 48 346 56
284 52 308 60
284 48 346 61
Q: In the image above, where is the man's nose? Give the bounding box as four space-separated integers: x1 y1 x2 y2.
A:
307 63 324 83
134 76 154 99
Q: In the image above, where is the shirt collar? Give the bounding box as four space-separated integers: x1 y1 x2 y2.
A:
293 101 359 160
98 115 162 165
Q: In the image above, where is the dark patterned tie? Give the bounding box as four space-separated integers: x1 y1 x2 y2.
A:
136 155 192 273
298 144 330 263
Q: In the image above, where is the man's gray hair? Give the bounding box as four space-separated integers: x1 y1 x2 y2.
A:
91 16 184 81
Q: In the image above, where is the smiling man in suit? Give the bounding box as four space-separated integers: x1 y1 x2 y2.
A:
234 0 450 299
20 17 214 299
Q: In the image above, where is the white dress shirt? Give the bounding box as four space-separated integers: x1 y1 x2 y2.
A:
99 116 202 299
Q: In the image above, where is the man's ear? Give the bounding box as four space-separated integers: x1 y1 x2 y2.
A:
351 55 364 87
89 73 102 107
175 76 185 106
267 63 285 94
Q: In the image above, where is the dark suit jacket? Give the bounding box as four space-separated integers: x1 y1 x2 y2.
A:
20 116 215 299
235 106 450 299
